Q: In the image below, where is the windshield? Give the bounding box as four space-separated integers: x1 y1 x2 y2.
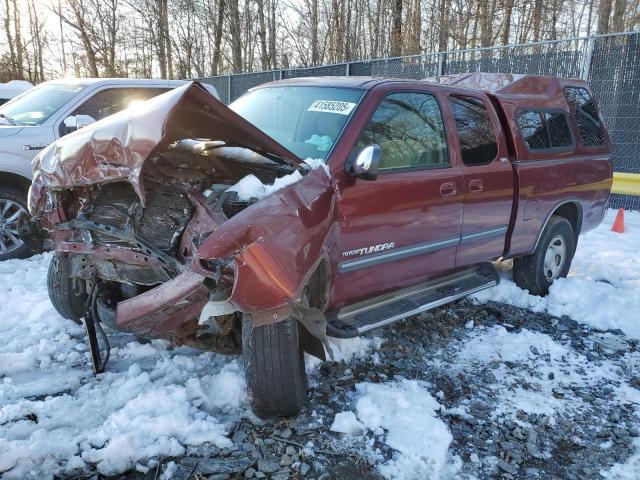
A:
230 86 364 161
0 83 88 126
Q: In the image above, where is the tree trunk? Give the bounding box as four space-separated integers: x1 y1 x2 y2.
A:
163 0 173 79
11 0 23 78
597 0 613 34
212 0 225 75
256 0 269 69
502 0 514 44
612 0 627 32
311 0 319 64
4 0 17 78
532 0 543 41
391 0 402 56
268 0 277 68
438 0 448 52
229 0 243 73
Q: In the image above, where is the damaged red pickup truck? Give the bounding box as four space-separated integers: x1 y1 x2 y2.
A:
29 74 612 417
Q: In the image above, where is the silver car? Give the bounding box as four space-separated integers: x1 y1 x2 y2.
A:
0 78 219 260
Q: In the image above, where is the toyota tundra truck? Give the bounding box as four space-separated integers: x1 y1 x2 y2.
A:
29 73 612 418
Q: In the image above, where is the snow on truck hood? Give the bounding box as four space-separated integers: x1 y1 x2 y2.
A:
31 81 303 195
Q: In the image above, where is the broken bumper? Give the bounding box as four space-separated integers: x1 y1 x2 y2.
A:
113 270 210 339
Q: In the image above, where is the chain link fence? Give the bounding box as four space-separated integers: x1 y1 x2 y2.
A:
199 32 640 210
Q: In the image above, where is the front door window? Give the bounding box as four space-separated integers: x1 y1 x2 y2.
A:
357 92 449 171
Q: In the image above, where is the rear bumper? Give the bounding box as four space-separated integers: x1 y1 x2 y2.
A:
114 270 210 339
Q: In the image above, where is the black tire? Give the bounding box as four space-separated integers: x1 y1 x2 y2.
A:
242 314 307 418
0 187 32 261
48 252 87 324
513 216 575 296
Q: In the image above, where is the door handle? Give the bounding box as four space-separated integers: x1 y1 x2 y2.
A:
469 179 484 193
439 182 457 196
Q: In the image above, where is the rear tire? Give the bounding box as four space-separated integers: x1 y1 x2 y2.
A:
513 216 575 296
48 252 87 324
242 314 307 418
0 187 32 261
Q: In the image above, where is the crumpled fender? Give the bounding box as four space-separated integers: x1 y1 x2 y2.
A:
191 167 337 324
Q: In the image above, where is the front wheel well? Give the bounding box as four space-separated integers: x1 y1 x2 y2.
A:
0 172 31 194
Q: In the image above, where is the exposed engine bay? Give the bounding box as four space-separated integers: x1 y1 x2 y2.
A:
63 142 283 284
43 139 300 354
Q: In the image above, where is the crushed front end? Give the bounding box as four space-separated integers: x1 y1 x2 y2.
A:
29 82 314 354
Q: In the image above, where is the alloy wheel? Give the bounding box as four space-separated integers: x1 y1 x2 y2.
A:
0 198 28 255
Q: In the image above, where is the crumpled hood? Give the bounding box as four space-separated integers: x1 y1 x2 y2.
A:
32 81 302 197
0 125 23 137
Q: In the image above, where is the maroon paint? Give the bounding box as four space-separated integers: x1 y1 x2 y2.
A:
116 270 209 338
31 75 612 339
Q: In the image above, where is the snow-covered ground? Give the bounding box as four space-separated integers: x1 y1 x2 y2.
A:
475 209 640 339
0 210 639 479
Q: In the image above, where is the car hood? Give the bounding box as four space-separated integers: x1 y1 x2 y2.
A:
33 81 302 193
0 125 24 137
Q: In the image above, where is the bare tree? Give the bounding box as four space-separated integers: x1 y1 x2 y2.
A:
390 0 403 56
598 0 613 33
2 0 640 82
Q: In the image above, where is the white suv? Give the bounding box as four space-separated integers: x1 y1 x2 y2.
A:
0 78 219 260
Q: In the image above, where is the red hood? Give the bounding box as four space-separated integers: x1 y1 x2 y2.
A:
31 81 301 202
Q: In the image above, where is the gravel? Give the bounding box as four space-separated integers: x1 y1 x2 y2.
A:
76 299 640 480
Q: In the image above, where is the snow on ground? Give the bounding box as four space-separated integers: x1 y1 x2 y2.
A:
453 323 640 421
1 210 639 479
0 253 375 479
353 379 460 480
603 438 640 479
0 254 242 478
474 209 640 338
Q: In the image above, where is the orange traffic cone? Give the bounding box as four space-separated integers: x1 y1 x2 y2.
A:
612 208 625 233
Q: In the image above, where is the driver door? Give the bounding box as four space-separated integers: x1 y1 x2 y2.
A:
329 90 463 310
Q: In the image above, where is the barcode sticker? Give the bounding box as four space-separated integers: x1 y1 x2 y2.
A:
307 100 357 116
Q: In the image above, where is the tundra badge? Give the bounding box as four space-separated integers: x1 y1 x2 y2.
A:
342 242 395 257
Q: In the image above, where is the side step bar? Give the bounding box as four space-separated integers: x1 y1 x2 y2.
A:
326 264 500 338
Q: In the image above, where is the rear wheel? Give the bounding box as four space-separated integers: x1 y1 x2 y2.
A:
48 252 88 324
513 216 575 296
0 187 32 261
242 314 307 418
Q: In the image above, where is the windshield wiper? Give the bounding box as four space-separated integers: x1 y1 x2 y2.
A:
0 113 17 126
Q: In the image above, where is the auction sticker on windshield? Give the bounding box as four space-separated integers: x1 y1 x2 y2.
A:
307 100 357 115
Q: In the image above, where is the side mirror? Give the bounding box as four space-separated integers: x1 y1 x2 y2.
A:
63 114 96 133
346 144 380 181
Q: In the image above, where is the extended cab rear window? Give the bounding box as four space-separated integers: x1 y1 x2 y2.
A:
564 87 606 147
450 95 498 166
516 110 573 151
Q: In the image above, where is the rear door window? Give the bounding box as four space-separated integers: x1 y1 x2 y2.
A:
450 95 498 166
356 92 448 171
564 87 606 147
516 110 573 150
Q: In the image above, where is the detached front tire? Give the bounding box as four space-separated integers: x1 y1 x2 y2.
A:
242 314 307 418
513 215 575 296
48 252 87 324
